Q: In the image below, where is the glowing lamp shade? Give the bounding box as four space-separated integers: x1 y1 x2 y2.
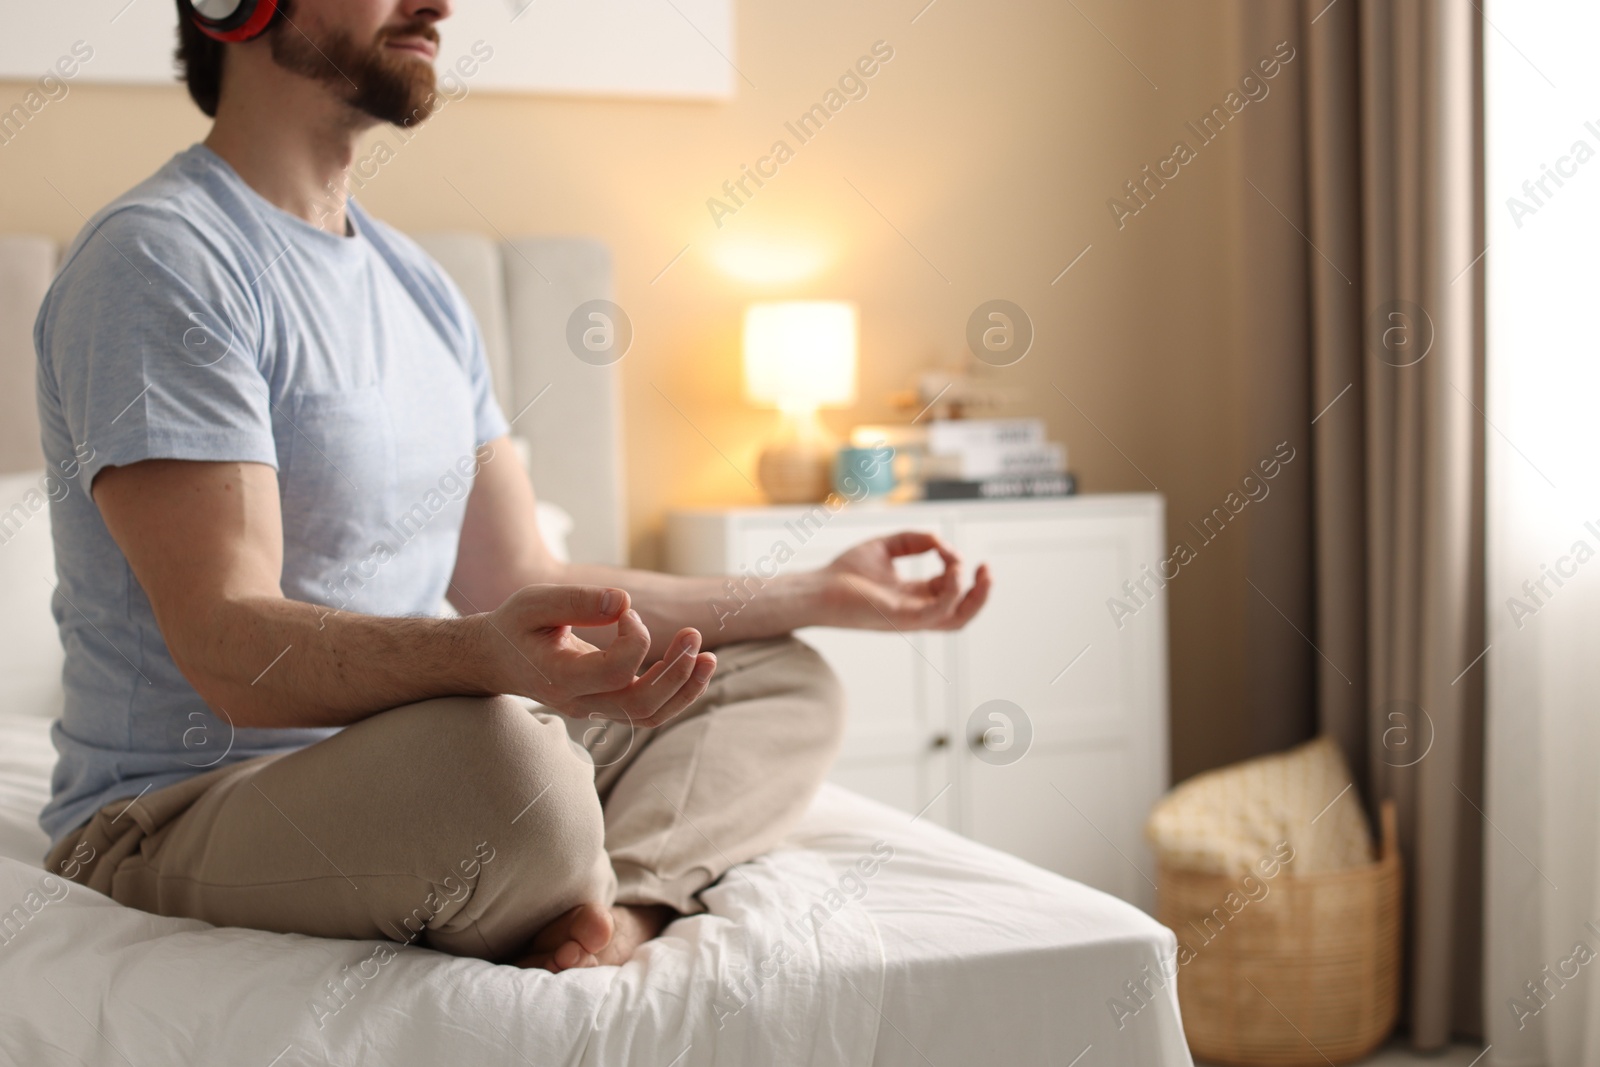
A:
741 301 859 503
742 302 858 414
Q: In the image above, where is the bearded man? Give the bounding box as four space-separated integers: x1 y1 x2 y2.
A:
34 0 990 970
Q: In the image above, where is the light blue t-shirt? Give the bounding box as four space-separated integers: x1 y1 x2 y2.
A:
34 144 509 845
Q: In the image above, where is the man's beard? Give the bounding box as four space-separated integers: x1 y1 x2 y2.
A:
268 6 440 127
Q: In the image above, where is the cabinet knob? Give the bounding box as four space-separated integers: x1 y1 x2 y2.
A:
930 733 950 750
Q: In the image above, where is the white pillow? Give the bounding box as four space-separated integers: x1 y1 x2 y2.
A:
535 500 575 564
0 470 66 720
511 435 575 564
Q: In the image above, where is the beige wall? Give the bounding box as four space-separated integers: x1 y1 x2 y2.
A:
0 1 1283 782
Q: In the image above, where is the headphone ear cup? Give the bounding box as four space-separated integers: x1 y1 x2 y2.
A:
189 0 280 43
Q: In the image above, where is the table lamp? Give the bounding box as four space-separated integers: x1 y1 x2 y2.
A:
743 300 858 503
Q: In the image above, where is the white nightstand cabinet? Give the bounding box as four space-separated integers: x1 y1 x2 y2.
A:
665 493 1169 910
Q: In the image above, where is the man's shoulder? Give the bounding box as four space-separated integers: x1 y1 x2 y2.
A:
36 149 274 381
55 147 259 289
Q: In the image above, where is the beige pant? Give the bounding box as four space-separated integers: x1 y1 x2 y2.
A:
45 636 844 962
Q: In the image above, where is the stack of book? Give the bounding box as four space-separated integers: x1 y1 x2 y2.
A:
920 418 1074 500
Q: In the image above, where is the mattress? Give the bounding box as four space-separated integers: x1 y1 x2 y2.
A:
0 712 1192 1066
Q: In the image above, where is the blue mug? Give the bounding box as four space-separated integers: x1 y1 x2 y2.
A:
833 445 896 500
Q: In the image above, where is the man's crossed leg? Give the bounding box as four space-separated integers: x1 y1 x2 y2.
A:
46 636 843 969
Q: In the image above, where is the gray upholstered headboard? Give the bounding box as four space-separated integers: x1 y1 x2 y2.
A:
0 237 55 481
0 231 625 566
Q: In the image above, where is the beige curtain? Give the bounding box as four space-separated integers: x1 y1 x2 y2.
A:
1236 0 1486 1048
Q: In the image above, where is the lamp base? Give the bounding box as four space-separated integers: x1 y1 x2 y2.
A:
757 440 832 503
754 406 837 503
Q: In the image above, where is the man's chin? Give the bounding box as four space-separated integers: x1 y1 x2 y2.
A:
354 66 439 127
397 83 441 128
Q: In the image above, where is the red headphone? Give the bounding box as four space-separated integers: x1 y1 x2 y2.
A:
185 0 282 42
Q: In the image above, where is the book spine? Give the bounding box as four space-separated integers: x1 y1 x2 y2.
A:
922 473 1077 500
926 418 1045 454
952 442 1066 479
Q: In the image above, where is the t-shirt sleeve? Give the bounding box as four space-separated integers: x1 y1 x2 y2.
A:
462 311 510 448
40 206 278 489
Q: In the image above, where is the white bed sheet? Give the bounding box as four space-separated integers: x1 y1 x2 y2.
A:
0 712 1192 1066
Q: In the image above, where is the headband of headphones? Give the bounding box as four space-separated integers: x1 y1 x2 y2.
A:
185 0 281 43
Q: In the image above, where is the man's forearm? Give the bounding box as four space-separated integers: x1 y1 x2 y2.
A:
557 562 840 655
176 595 496 730
179 565 808 727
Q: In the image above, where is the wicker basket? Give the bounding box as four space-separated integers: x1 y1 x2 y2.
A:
1156 799 1402 1066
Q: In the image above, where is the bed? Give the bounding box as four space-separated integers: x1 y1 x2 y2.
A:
0 231 1192 1066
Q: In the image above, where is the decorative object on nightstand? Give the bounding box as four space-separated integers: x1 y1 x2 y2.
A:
832 444 897 499
849 417 1076 501
885 367 1025 422
665 493 1170 910
743 301 858 504
845 424 929 504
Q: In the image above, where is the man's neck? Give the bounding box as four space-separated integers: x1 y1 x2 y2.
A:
204 73 375 237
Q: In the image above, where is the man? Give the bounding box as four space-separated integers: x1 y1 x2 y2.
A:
35 0 991 970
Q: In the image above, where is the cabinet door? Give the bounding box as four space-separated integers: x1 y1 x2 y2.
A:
730 514 957 826
965 744 1145 902
952 511 1164 908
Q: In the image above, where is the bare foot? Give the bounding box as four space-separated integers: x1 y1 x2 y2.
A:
516 902 614 972
593 904 674 967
